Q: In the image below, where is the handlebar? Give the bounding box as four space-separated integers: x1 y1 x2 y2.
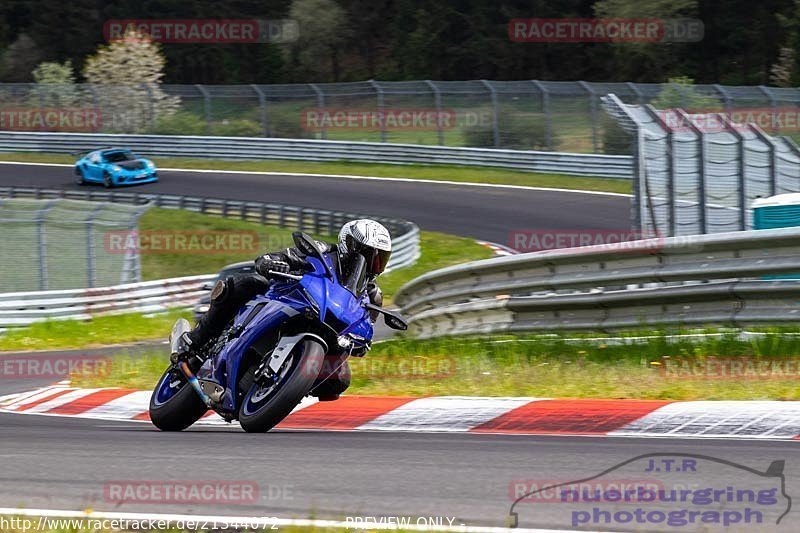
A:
268 270 304 281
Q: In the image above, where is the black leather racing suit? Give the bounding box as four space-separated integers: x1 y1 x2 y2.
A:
185 242 383 399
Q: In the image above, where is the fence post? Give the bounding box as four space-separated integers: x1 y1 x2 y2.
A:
579 81 598 153
36 199 58 290
86 202 107 288
678 109 707 234
251 84 269 137
140 83 155 131
750 124 778 195
480 80 500 148
644 105 675 236
425 80 444 146
713 84 731 113
758 86 778 134
626 82 645 104
370 80 387 143
717 113 747 231
531 80 552 150
310 84 326 140
195 84 212 135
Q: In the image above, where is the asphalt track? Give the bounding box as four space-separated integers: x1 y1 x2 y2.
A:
1 163 797 530
0 162 630 247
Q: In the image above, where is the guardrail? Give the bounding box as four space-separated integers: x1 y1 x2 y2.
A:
0 275 214 328
0 131 633 179
394 227 800 337
0 187 420 274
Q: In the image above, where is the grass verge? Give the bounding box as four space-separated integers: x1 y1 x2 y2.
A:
0 152 632 194
0 309 190 352
0 208 490 350
138 207 492 302
72 329 800 400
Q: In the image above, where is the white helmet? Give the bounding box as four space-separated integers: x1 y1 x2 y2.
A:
337 219 392 276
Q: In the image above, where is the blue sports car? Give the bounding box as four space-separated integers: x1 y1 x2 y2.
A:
74 148 158 188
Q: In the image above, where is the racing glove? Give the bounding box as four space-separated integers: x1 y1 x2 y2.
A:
255 255 291 278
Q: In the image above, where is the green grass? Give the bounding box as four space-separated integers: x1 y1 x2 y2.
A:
0 309 190 351
0 152 632 194
137 207 491 302
0 208 490 350
71 329 800 400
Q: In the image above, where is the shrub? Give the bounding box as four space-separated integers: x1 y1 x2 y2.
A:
463 110 554 150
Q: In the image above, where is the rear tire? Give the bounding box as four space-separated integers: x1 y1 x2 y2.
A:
238 340 325 433
103 171 114 188
75 167 86 185
149 367 208 431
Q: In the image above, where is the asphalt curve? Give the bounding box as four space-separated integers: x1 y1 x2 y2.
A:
6 163 795 531
0 162 630 247
1 410 799 530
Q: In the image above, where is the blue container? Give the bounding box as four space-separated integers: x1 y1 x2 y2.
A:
752 194 800 279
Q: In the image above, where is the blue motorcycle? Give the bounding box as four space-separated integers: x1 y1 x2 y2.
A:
149 232 408 432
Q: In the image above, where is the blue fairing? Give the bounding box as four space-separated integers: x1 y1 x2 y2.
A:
191 251 373 414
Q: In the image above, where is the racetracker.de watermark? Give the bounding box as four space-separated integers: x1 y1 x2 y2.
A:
103 230 260 255
103 480 273 504
659 356 800 380
104 19 298 43
510 479 665 504
508 18 703 43
0 108 102 132
0 355 111 380
300 108 492 131
509 229 663 254
659 107 800 132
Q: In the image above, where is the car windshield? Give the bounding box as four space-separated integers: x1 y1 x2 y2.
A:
103 150 135 162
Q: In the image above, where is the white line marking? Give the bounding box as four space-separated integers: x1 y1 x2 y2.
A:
0 507 575 533
359 396 538 432
2 386 72 410
0 160 632 198
22 388 102 413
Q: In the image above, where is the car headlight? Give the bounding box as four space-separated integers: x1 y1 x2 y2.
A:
111 165 122 172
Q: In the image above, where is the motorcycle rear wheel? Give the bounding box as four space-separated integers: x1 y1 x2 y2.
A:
238 339 325 433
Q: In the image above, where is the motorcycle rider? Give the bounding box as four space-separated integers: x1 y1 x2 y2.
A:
173 219 392 401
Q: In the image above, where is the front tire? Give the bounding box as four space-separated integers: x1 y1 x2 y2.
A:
149 366 208 431
238 340 325 433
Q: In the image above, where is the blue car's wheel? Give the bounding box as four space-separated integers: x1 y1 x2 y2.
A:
103 171 114 188
239 339 325 433
74 166 86 185
149 365 207 431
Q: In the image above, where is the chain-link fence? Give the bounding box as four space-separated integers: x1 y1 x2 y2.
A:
1 81 798 153
0 198 149 291
603 94 800 237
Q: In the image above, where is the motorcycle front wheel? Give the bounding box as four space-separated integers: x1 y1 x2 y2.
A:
149 365 208 431
238 339 325 433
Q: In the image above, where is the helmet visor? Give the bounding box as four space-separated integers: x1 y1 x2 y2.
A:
371 248 391 275
345 235 391 276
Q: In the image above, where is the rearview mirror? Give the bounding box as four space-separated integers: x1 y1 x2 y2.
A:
383 312 408 331
293 232 322 258
365 303 409 331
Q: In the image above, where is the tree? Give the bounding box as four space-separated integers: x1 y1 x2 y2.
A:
83 28 179 132
285 0 351 81
651 76 721 111
770 47 796 87
29 60 80 107
0 33 42 82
